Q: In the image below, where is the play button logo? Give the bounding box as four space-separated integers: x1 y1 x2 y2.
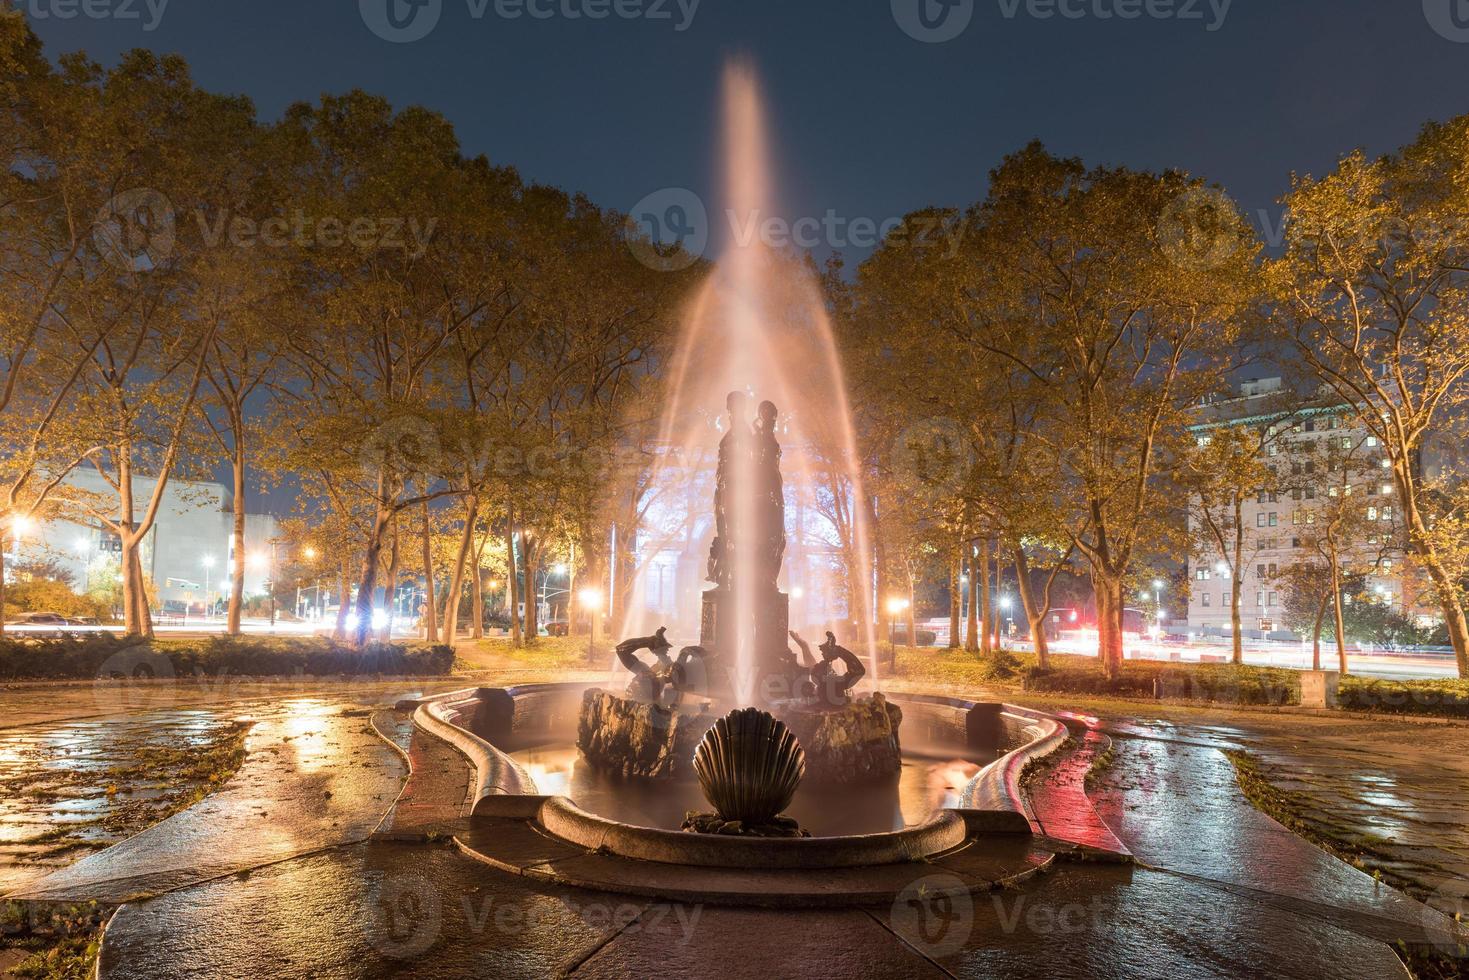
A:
893 0 975 43
361 0 443 43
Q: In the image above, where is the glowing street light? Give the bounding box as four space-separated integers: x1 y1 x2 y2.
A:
790 586 805 600
886 596 910 659
578 587 605 661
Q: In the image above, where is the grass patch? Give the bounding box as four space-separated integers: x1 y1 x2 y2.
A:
1225 750 1469 979
0 722 251 859
891 646 1300 706
452 635 608 675
1339 676 1469 721
0 634 455 681
0 901 109 980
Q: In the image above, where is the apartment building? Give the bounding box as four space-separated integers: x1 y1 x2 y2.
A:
1184 378 1425 636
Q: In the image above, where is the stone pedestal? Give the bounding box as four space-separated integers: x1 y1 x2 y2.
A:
576 690 718 779
1300 670 1340 709
774 694 903 784
700 587 789 667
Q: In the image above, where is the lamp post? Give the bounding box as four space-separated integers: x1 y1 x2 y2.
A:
1153 579 1165 635
886 597 910 662
202 556 215 619
578 587 604 662
999 596 1013 644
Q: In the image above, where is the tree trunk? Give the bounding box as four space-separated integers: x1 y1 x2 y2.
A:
227 442 246 636
441 496 477 645
948 546 961 650
965 542 980 653
420 501 437 642
130 542 153 638
505 505 523 647
1311 594 1328 672
1231 495 1244 665
379 523 400 644
1013 546 1050 669
523 536 540 642
352 507 391 647
1421 558 1469 678
334 563 350 642
979 539 993 656
1329 556 1349 675
471 535 486 640
1095 571 1124 680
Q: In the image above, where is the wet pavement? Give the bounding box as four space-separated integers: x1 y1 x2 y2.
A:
0 710 249 895
3 692 416 904
5 675 1468 977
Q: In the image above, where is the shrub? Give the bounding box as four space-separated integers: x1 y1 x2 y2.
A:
1338 676 1469 720
0 633 456 680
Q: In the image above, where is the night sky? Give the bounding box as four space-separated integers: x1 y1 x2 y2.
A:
24 1 1469 260
20 0 1469 510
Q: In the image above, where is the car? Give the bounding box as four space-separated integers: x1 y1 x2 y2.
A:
545 620 570 637
8 612 70 627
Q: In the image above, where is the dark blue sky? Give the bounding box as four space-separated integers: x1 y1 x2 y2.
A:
25 0 1469 261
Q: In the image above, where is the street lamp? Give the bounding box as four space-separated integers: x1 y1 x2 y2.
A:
886 596 910 660
999 595 1013 642
202 556 215 618
1153 579 1166 633
578 587 604 662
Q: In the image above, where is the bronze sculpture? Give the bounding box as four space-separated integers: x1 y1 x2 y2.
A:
706 391 752 589
811 631 867 704
616 627 675 703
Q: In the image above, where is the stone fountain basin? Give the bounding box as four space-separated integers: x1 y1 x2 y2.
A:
410 682 1067 873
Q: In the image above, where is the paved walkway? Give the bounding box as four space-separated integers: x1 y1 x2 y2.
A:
5 675 1468 977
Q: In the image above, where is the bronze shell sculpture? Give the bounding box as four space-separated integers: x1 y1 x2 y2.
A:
692 707 806 824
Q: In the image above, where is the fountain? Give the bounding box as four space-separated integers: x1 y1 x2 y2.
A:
577 389 903 797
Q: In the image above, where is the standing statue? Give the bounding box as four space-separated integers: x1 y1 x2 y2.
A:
707 391 753 588
752 400 786 589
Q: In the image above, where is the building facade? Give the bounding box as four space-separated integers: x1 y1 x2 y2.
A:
8 469 280 617
1184 378 1429 636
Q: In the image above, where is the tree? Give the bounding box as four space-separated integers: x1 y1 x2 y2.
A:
1271 117 1469 675
1183 411 1289 664
951 145 1259 678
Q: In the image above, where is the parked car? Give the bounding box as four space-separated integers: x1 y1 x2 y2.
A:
6 612 76 632
545 620 570 637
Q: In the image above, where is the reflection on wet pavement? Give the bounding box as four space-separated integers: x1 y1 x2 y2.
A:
0 711 249 894
3 693 411 903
